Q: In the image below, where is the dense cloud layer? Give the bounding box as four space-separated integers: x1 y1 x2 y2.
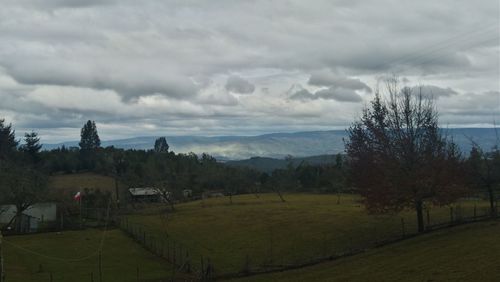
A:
0 0 498 142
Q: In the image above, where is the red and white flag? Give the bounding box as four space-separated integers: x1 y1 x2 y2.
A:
74 191 81 201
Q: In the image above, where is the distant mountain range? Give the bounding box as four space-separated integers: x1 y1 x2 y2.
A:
225 155 340 173
43 128 498 161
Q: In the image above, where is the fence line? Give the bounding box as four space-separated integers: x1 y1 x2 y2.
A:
215 207 498 280
116 216 216 281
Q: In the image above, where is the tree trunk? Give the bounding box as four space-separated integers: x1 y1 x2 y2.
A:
114 177 120 209
15 210 23 233
415 199 424 233
488 187 496 216
275 189 286 203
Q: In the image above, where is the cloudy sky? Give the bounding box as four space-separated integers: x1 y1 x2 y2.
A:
0 0 499 143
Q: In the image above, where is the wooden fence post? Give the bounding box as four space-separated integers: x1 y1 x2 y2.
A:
401 218 406 237
200 256 205 281
426 209 430 228
98 250 102 282
167 240 170 261
173 241 177 265
450 207 454 223
0 231 4 282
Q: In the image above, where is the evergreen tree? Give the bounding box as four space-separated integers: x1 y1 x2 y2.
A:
21 131 42 164
0 118 18 160
79 120 101 151
154 137 169 153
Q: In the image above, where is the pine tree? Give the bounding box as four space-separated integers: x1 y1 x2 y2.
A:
0 118 18 160
79 120 101 151
21 131 42 164
154 137 169 153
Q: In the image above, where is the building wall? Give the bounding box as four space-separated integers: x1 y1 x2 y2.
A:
0 203 57 223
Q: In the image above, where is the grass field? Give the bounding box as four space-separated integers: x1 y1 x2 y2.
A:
233 220 500 282
49 173 119 199
3 228 177 282
125 193 490 274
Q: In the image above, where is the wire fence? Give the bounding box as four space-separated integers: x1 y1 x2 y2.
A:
2 200 497 281
215 204 497 280
117 217 215 281
117 202 498 281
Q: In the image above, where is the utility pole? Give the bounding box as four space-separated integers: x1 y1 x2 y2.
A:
0 231 4 282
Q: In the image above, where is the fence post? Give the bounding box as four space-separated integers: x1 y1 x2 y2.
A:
167 240 170 261
161 240 164 258
400 218 406 237
0 231 4 282
185 250 191 273
173 241 177 266
269 227 274 264
243 254 250 274
426 209 430 228
208 257 213 280
450 207 454 223
200 256 205 281
98 250 102 282
321 232 327 257
474 204 477 219
179 244 183 265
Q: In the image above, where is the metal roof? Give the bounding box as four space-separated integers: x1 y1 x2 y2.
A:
128 187 160 196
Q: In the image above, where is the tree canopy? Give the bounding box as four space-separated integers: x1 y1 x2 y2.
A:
345 81 466 232
154 137 169 153
21 131 42 164
79 120 101 151
0 119 18 160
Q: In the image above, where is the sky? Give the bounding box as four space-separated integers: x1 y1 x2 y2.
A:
0 0 499 143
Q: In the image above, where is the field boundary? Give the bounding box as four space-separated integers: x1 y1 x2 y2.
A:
215 214 499 280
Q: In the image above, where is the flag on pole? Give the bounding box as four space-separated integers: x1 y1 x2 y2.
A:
74 191 81 201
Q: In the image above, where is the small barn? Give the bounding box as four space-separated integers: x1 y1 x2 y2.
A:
0 203 57 233
0 203 57 224
183 189 193 198
128 187 162 202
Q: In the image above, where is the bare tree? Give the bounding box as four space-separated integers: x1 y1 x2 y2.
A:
345 78 466 232
0 164 48 232
467 136 500 216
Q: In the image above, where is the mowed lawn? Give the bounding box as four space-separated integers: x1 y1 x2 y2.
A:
3 228 176 282
234 221 500 282
126 193 490 274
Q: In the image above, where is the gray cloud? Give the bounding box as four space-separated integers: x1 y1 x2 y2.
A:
225 75 255 94
4 61 199 100
289 89 315 101
0 0 498 141
315 87 363 102
289 85 363 103
308 70 372 93
411 85 458 98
